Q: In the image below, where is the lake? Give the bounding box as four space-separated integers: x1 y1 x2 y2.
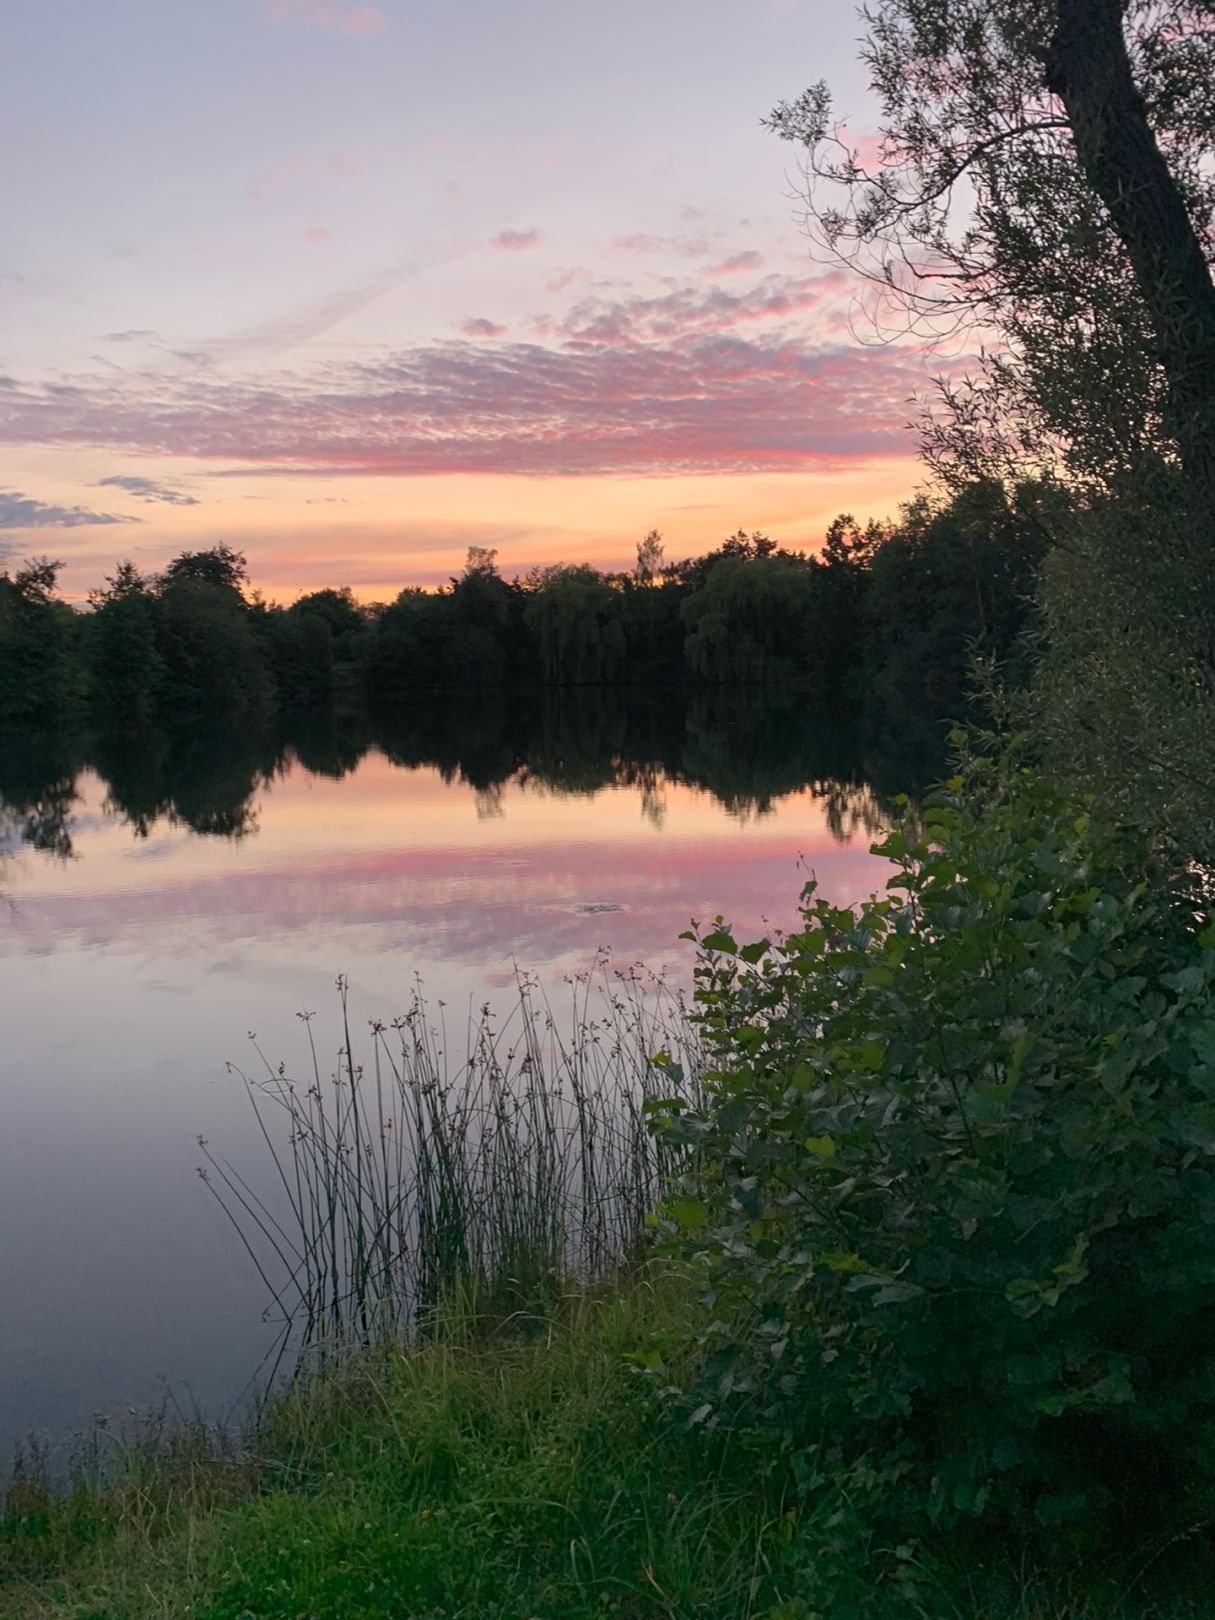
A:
0 692 915 1464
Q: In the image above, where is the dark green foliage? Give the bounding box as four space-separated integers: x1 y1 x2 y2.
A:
84 563 165 725
254 602 335 709
767 2 1215 869
864 483 1047 718
364 585 457 699
682 553 818 685
0 560 83 726
654 736 1215 1549
289 586 364 650
159 543 249 596
155 573 270 721
526 563 627 685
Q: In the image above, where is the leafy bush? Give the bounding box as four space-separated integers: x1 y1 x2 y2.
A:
652 735 1215 1546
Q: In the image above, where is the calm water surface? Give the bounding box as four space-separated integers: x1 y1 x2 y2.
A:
0 700 899 1461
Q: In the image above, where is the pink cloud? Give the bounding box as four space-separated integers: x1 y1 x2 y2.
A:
303 225 332 245
0 272 930 480
554 271 849 345
707 250 765 276
490 227 544 252
0 346 924 481
262 0 386 36
836 127 887 174
546 267 593 294
456 317 507 338
613 234 664 254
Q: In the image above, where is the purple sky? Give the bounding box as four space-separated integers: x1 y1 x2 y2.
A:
0 0 931 599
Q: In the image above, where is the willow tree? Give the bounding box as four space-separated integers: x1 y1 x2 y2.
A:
769 1 1215 858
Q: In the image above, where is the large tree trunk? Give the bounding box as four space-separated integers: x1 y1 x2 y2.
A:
1044 0 1215 558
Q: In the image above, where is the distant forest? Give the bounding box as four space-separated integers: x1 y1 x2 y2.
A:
0 478 1048 736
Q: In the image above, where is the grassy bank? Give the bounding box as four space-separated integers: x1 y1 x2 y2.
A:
0 1273 825 1620
2 1271 1210 1620
9 1276 780 1620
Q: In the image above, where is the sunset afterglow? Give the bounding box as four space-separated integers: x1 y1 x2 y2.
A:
1 0 927 600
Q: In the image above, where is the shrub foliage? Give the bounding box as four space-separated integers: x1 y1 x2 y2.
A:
653 737 1215 1542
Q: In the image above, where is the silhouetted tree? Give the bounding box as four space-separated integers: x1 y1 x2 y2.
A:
682 553 817 685
636 529 665 585
0 557 81 724
85 561 164 726
159 543 249 598
5 497 1045 736
526 566 626 686
156 549 269 719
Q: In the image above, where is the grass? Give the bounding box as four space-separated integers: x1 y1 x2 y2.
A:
3 1271 1213 1620
0 1272 806 1619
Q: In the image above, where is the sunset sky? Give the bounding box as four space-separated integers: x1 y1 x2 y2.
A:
1 0 932 602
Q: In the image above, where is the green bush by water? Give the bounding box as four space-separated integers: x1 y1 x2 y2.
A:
652 732 1215 1556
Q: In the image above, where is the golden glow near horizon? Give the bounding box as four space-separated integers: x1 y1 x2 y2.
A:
10 454 923 603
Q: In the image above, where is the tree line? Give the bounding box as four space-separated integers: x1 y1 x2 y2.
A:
0 477 1046 733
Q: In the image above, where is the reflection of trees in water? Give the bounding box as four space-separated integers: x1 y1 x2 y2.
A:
0 731 84 860
288 711 370 782
17 790 76 860
93 728 284 842
0 691 946 862
1 781 77 861
623 762 668 830
810 778 890 845
370 689 942 836
474 783 506 821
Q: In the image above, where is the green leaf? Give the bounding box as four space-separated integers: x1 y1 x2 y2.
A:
791 1060 815 1092
870 1281 924 1306
818 1251 866 1273
624 1349 664 1370
857 1038 887 1072
667 1196 708 1232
